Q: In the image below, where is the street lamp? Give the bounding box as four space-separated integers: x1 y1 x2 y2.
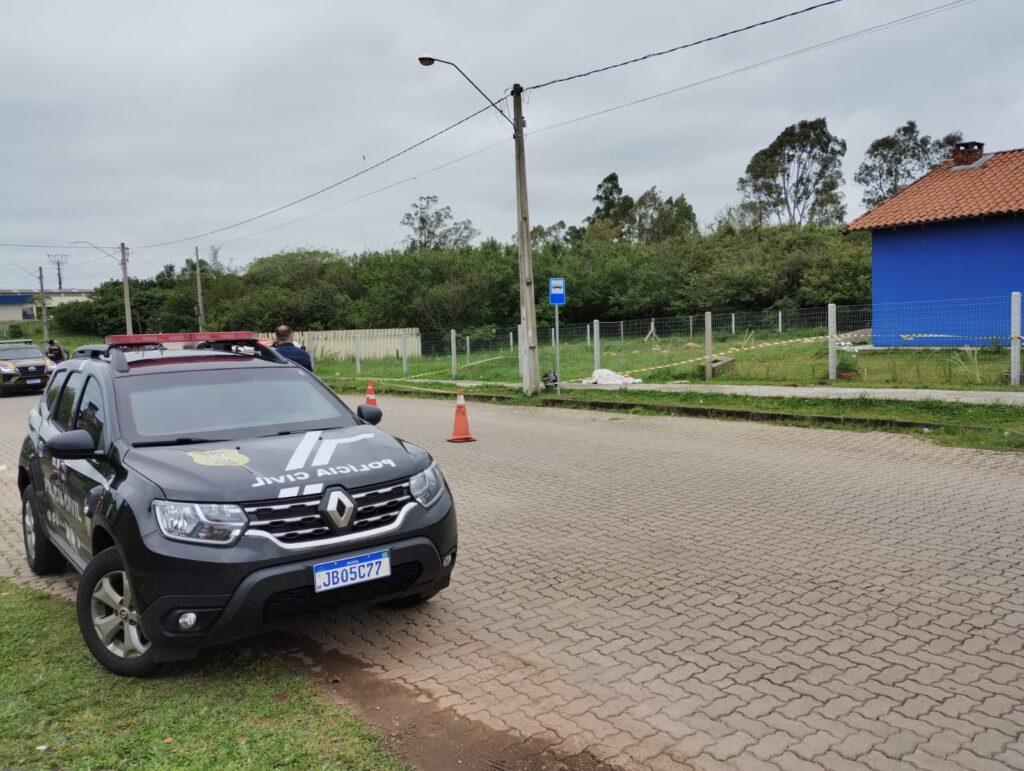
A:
419 57 541 393
71 239 133 334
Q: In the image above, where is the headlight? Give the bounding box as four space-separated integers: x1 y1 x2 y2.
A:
45 363 55 371
409 462 446 508
152 500 248 545
0 363 15 374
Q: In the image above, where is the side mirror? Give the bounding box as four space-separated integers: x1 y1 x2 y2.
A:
356 405 382 426
46 429 100 459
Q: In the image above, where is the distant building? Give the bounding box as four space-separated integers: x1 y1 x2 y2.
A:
0 289 91 324
846 141 1024 346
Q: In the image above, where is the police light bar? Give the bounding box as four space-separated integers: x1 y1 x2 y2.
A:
105 331 259 346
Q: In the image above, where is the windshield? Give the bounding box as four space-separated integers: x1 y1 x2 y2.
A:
0 346 45 361
114 366 357 442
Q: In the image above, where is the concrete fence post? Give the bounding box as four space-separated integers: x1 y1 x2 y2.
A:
778 310 783 334
620 320 624 342
518 324 525 377
689 315 693 339
401 331 408 375
466 336 471 361
731 312 736 336
827 303 837 381
354 334 361 376
704 311 713 381
1011 291 1021 386
450 329 457 378
586 323 591 348
509 331 514 353
551 327 555 347
593 319 601 372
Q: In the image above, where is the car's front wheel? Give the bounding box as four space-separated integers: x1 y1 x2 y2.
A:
22 485 67 575
76 547 159 677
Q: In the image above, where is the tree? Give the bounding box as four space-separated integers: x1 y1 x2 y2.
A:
629 187 698 243
586 173 635 239
854 120 963 208
737 117 847 227
400 195 479 251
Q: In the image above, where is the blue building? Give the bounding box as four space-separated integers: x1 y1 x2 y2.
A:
846 141 1024 346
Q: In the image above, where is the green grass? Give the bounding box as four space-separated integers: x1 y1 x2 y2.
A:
0 579 402 770
328 379 1024 452
1 320 102 354
315 329 1017 391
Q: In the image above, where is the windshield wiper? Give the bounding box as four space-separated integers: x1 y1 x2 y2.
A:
132 437 216 448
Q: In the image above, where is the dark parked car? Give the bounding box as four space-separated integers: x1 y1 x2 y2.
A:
17 332 457 676
0 338 54 395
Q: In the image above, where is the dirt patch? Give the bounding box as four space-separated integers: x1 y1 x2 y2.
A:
268 631 617 771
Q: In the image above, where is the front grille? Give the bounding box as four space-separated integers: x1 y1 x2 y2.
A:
243 478 413 545
244 497 329 543
17 365 44 376
262 562 422 623
350 480 413 531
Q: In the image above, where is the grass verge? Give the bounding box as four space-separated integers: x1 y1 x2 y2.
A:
326 377 1024 452
0 579 402 770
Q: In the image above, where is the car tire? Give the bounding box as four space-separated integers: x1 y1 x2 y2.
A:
22 485 67 575
76 547 159 677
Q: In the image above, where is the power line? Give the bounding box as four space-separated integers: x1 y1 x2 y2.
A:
525 0 847 91
531 0 978 136
197 0 971 252
0 242 119 249
134 104 494 250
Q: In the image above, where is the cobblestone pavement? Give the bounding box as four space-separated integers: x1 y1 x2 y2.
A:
3 392 1024 770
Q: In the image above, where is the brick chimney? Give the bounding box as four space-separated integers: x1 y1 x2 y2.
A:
952 140 984 166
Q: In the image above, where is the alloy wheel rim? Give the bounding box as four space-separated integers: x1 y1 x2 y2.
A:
23 500 36 557
90 570 151 659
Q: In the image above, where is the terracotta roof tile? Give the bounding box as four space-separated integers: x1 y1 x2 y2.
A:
846 147 1024 231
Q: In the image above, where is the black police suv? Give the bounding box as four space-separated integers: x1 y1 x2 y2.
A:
17 332 457 676
1 338 55 396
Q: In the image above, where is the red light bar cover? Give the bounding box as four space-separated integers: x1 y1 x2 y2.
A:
105 331 259 345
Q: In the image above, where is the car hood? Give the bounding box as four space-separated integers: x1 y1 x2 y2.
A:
2 356 47 370
122 425 428 503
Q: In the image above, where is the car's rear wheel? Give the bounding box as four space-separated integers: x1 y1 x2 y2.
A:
22 485 67 575
76 547 159 677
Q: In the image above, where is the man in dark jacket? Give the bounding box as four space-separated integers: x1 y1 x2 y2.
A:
273 325 312 371
46 339 69 362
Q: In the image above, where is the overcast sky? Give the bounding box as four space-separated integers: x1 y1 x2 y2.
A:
1 0 1021 291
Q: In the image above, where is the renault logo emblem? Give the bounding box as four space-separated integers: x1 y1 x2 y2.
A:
320 488 356 532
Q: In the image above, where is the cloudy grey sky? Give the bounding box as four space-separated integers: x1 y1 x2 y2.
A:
1 0 1021 290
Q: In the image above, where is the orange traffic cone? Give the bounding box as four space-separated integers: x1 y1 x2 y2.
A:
447 391 476 443
365 380 378 407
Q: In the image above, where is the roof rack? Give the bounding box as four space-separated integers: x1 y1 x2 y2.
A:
71 344 129 373
0 339 35 346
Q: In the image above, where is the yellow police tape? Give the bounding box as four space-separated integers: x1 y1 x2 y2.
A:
619 331 864 377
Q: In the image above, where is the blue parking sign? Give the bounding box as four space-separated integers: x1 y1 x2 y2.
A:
549 277 566 306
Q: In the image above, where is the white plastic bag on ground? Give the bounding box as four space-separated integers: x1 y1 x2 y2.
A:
582 368 643 385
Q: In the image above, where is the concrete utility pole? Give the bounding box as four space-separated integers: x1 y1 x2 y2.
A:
37 267 49 342
195 246 206 331
418 57 540 394
47 253 69 291
120 242 134 334
511 84 541 394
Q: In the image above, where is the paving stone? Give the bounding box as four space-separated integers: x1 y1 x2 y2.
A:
3 396 1024 770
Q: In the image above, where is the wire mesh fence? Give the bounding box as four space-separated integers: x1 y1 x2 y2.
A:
313 293 1022 390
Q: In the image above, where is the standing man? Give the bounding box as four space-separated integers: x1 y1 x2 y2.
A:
46 338 68 363
273 325 312 371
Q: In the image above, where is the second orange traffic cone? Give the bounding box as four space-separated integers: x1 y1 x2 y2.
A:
447 391 476 443
365 380 378 407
